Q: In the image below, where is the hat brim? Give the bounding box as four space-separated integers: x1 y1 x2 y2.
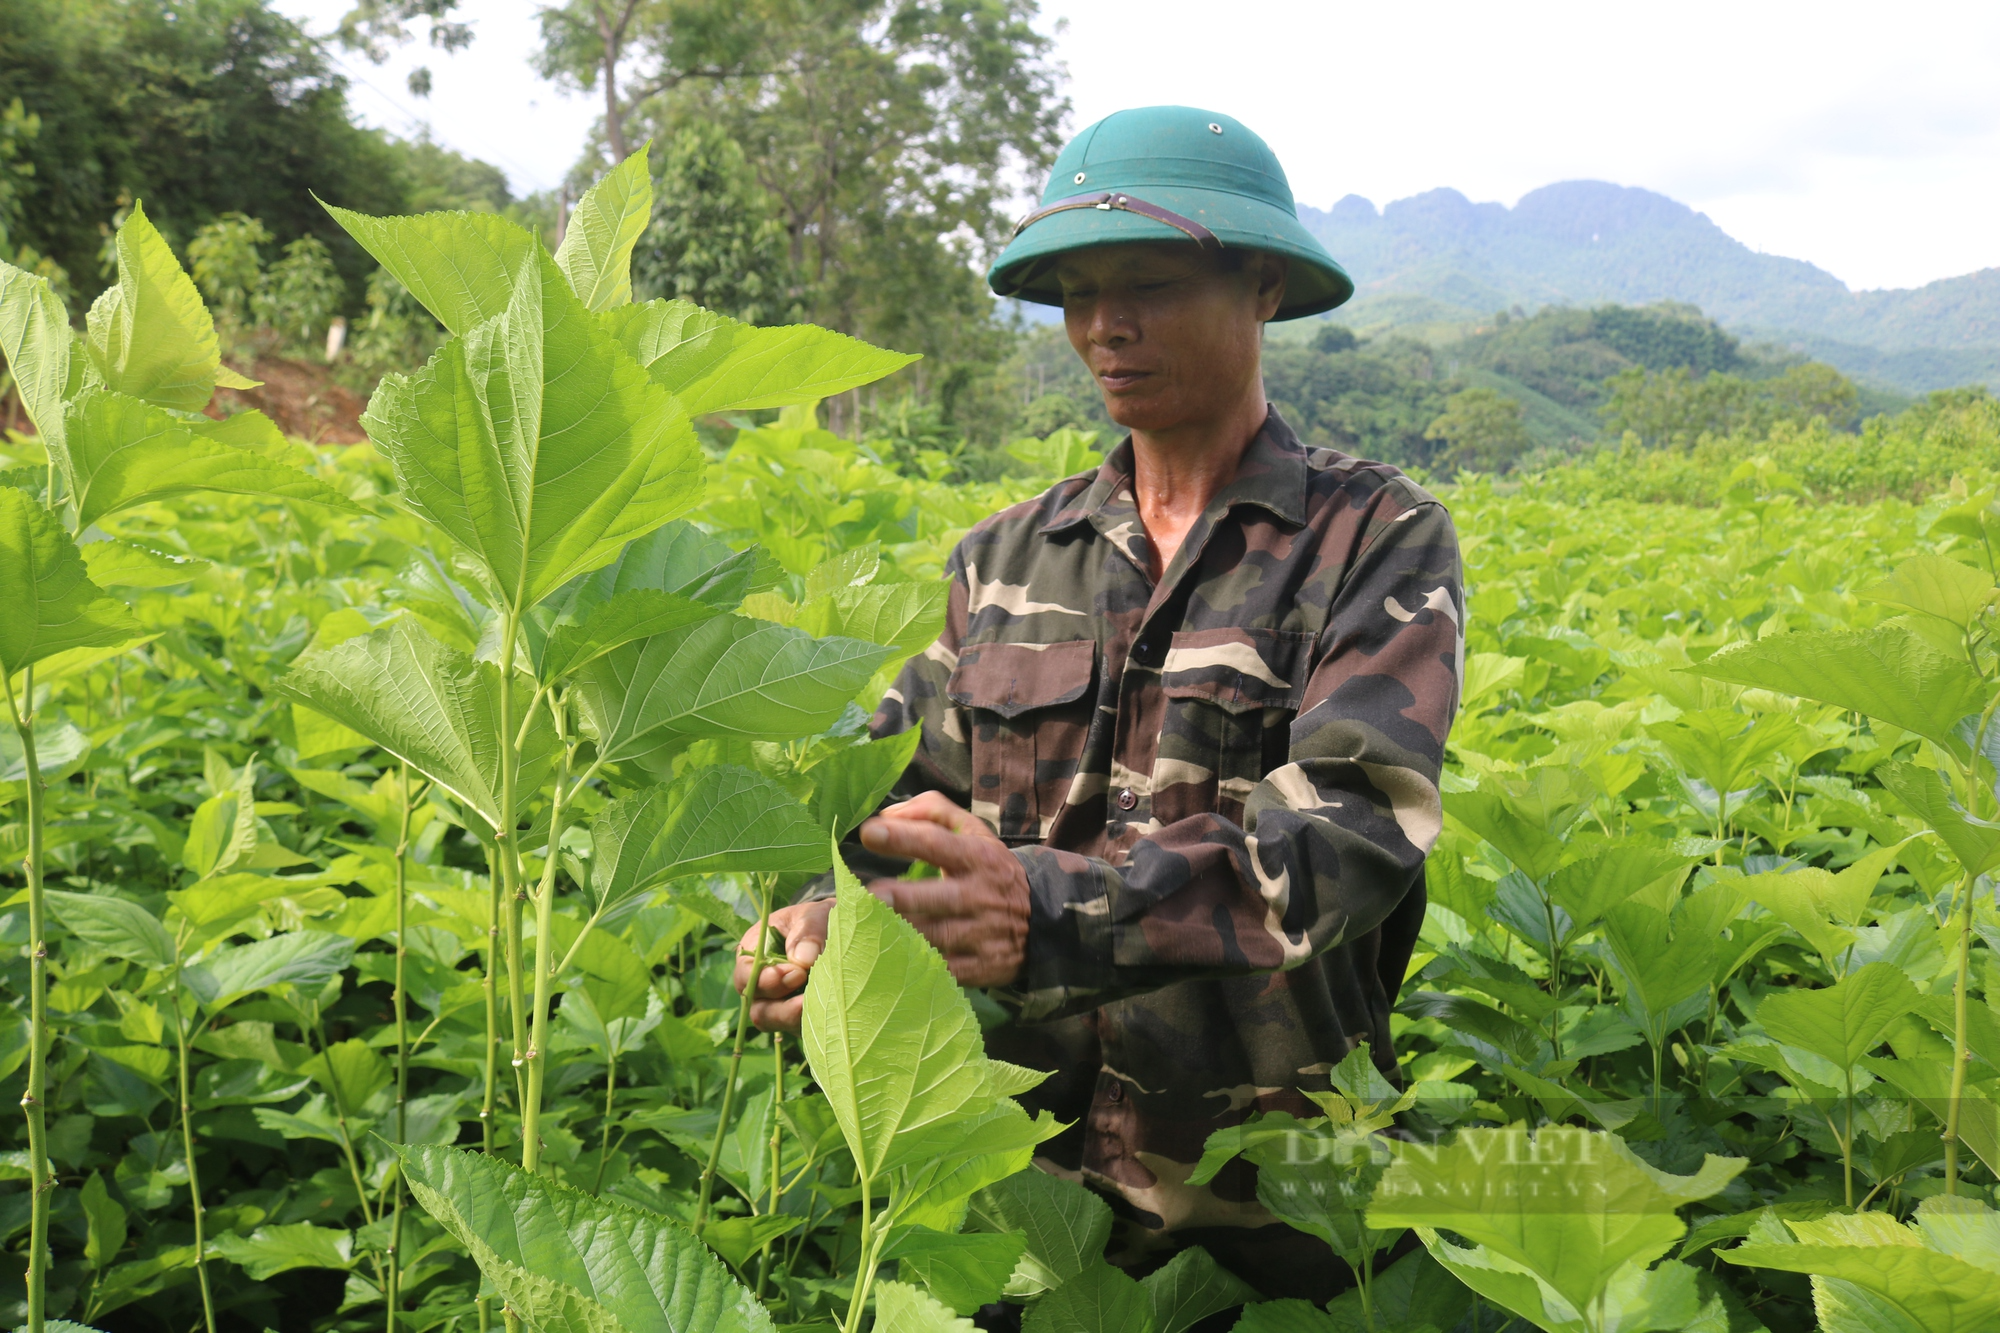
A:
987 185 1353 321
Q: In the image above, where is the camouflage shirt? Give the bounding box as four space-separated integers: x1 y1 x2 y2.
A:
837 409 1463 1298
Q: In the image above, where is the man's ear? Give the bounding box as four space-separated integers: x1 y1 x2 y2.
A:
1254 252 1290 323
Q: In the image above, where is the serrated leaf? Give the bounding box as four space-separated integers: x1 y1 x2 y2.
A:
1140 1247 1257 1333
0 487 142 679
277 619 557 832
540 590 721 682
556 145 651 312
297 1037 391 1111
1859 553 1995 631
324 203 536 337
1687 627 1987 755
397 1142 775 1333
57 389 357 528
209 1223 354 1281
1758 960 1921 1071
1545 842 1698 935
0 259 77 454
803 544 880 600
1369 1127 1741 1321
873 1279 978 1333
603 299 918 418
83 201 222 411
883 1228 1027 1315
588 766 829 914
573 616 889 762
803 849 996 1181
1600 903 1716 1048
44 891 174 970
80 539 206 588
795 583 949 657
1022 1261 1158 1333
182 931 356 1013
1876 762 2000 875
360 245 702 613
966 1170 1112 1296
809 730 922 840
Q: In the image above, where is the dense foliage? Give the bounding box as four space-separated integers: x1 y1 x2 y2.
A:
5 147 2000 1333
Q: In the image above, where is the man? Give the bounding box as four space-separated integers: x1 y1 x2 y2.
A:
736 106 1463 1302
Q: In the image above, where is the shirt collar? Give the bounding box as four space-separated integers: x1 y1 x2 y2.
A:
1037 407 1310 536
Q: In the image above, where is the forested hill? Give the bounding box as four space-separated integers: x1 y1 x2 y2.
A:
1299 181 2000 392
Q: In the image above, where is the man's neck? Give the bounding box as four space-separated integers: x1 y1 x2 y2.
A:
1126 389 1270 580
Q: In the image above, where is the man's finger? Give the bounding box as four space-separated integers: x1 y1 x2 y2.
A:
879 791 987 836
874 875 972 919
860 815 990 870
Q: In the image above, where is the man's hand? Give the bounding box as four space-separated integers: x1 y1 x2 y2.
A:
734 899 832 1035
732 793 1032 1032
859 792 1031 989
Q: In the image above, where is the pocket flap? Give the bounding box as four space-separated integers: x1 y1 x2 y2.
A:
948 640 1097 719
1160 627 1313 712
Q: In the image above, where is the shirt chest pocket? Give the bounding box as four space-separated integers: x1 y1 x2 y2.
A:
948 640 1098 843
1155 627 1314 825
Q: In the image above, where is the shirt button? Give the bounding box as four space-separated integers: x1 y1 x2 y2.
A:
1106 1080 1124 1103
1117 788 1137 810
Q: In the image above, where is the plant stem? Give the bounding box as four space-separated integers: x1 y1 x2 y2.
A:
387 766 413 1333
1945 870 1977 1194
481 839 502 1157
7 670 52 1333
165 929 217 1333
754 1034 787 1302
697 878 773 1230
522 731 584 1176
1842 1067 1855 1209
310 1011 380 1230
592 1044 618 1196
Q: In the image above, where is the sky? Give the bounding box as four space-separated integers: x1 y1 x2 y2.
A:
275 0 2000 293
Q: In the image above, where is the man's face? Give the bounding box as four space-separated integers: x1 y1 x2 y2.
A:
1057 242 1287 434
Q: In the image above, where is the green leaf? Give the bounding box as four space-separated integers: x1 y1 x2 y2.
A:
873 1280 978 1333
324 204 536 337
804 544 881 599
966 1170 1112 1297
1723 1201 2000 1333
297 1037 391 1111
1320 1247 1473 1333
1739 842 1904 972
79 1171 127 1271
573 616 890 762
360 244 701 613
398 1142 775 1333
0 259 77 453
183 931 356 1013
1417 1239 1709 1333
1140 1247 1257 1333
555 145 652 312
1006 429 1102 479
1600 903 1716 1048
884 1227 1028 1315
1757 960 1921 1071
182 759 259 881
1394 991 1543 1066
1649 708 1798 804
553 520 761 613
540 591 721 682
0 486 142 680
1876 762 2000 876
604 298 919 418
1687 628 1988 755
58 389 356 529
82 201 224 412
809 730 922 840
278 619 558 833
209 1223 354 1281
802 848 997 1181
1368 1127 1743 1319
1860 553 1996 631
1230 1299 1335 1333
698 1214 799 1270
1545 842 1699 934
588 766 829 914
1022 1261 1159 1333
795 583 949 657
0 717 88 784
80 539 206 589
43 891 174 970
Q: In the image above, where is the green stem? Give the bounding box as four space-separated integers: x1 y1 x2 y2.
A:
7 670 52 1333
481 840 502 1156
495 613 529 1162
387 767 414 1333
1945 871 1977 1194
310 1010 380 1229
166 931 217 1333
1538 885 1564 1062
592 1044 618 1196
522 735 583 1176
1843 1067 1855 1209
754 1035 787 1302
697 878 773 1230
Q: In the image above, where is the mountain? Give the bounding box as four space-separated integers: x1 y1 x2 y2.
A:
1299 181 2000 393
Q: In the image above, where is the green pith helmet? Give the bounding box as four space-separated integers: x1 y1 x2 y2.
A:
987 105 1353 321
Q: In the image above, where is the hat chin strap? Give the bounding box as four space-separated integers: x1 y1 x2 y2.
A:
1010 191 1222 250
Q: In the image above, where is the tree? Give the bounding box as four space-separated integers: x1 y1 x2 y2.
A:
1426 387 1533 473
533 1 664 162
334 0 473 97
630 120 800 323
